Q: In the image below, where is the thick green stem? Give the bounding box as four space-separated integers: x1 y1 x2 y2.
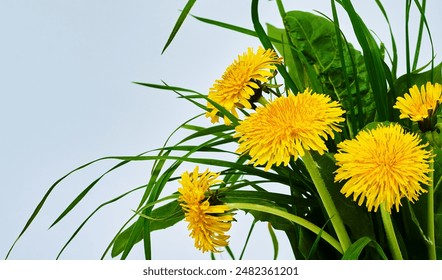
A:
227 202 343 254
427 159 436 260
380 203 403 260
301 150 352 252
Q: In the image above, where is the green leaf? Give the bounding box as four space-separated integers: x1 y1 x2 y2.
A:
283 10 376 134
338 0 391 121
191 15 257 38
56 184 147 259
5 154 138 259
312 152 377 242
162 0 197 54
267 223 279 260
111 200 184 258
267 23 309 92
395 61 442 98
342 237 388 260
251 0 298 93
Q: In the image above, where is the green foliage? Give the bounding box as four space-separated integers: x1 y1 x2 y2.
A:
111 199 183 258
270 11 376 137
342 237 388 260
7 0 441 260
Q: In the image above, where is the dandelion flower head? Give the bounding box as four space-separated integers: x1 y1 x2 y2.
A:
234 89 345 171
206 46 282 125
178 166 234 253
334 123 432 213
394 81 442 122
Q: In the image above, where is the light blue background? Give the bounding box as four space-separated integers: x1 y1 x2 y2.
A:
1 0 441 259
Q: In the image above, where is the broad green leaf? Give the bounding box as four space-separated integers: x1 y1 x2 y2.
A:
283 10 376 134
267 23 309 91
394 61 442 98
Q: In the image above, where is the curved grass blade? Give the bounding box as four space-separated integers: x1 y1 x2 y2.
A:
4 154 136 259
122 134 239 259
133 82 199 94
191 14 282 44
342 236 388 260
49 159 137 228
107 155 289 185
330 1 356 137
129 120 237 259
162 0 197 54
412 0 435 80
102 212 139 259
192 14 257 38
239 219 257 260
225 246 236 260
268 222 279 260
338 0 390 121
374 0 398 79
227 202 343 254
55 184 149 259
251 0 298 94
412 0 427 71
136 81 240 126
405 0 412 87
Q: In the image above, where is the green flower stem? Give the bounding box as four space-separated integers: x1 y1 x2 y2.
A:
380 203 403 260
257 96 269 107
427 158 436 260
301 150 352 252
226 202 343 254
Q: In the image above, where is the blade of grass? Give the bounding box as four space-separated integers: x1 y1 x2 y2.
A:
49 160 134 228
339 0 390 121
192 15 256 37
412 0 427 71
5 154 140 259
228 202 343 254
412 0 435 81
406 0 412 87
102 212 138 259
251 0 298 94
239 219 257 260
268 222 279 260
330 1 356 138
342 236 388 260
105 155 289 185
55 184 157 259
136 81 240 126
225 246 236 260
162 0 197 54
125 131 243 259
191 14 282 44
374 0 398 79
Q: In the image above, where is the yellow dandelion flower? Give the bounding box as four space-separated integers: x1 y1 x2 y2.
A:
334 123 432 213
206 46 283 125
234 89 346 171
394 82 442 123
178 166 234 253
